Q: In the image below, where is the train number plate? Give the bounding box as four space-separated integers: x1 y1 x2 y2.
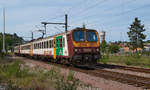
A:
83 48 92 52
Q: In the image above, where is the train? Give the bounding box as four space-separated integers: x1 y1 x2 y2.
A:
14 27 101 66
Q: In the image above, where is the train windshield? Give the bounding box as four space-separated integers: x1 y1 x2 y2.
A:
86 31 97 41
73 31 85 41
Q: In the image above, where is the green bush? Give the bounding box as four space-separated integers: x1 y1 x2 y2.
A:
125 60 132 65
108 45 120 53
100 54 109 64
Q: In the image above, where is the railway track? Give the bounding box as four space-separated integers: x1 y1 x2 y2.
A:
69 66 150 89
90 69 150 89
14 56 150 89
96 63 150 74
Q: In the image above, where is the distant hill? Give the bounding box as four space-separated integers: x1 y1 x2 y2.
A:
0 33 24 52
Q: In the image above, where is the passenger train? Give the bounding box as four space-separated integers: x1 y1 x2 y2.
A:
14 27 101 66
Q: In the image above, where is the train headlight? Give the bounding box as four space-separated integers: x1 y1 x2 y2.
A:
96 48 99 52
74 49 78 52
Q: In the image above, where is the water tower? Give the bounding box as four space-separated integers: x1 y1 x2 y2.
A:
100 30 105 43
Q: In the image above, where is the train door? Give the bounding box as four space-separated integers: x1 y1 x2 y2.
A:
30 43 33 56
53 37 56 59
56 36 63 56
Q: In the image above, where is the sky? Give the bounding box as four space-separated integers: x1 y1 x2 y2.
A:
0 0 150 42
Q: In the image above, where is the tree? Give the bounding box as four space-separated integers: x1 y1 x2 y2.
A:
108 45 120 53
101 40 107 53
127 17 146 52
0 33 24 52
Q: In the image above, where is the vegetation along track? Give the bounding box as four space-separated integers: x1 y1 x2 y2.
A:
14 56 150 89
96 63 150 74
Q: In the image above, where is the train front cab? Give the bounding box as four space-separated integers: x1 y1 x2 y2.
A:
70 28 101 66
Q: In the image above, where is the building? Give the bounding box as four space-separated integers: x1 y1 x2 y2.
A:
100 30 105 43
144 43 150 51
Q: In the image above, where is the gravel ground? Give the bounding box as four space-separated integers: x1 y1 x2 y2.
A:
13 56 147 90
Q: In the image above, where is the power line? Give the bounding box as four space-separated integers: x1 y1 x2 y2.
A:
44 14 65 22
69 0 110 23
70 0 140 25
65 0 89 14
71 0 109 17
70 0 144 25
115 3 150 16
83 2 150 28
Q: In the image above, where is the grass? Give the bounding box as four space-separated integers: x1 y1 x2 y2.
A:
0 55 80 90
99 53 150 68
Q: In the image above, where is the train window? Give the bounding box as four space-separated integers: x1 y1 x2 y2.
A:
73 31 85 41
37 43 39 49
34 43 36 49
63 38 65 47
56 39 58 48
43 42 45 48
41 42 43 49
41 42 42 49
38 43 40 49
46 41 48 48
42 42 44 49
49 40 52 48
48 40 50 48
34 44 36 49
59 39 62 48
86 31 97 41
36 43 38 49
36 43 37 49
40 42 42 49
46 41 47 48
44 41 46 48
52 40 53 48
34 44 35 49
39 43 40 49
45 41 47 48
51 40 52 48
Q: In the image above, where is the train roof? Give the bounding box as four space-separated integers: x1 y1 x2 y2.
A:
15 27 98 47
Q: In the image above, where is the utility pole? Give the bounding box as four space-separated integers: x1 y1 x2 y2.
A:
2 8 6 53
65 14 68 32
41 14 68 37
31 32 33 40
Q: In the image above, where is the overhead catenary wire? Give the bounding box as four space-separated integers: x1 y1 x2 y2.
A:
85 3 150 28
70 0 144 27
69 0 110 24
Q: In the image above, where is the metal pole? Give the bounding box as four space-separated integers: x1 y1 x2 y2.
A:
2 8 6 53
32 32 33 40
44 24 46 36
65 14 68 32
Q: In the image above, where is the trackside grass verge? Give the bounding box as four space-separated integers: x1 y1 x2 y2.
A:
99 54 150 68
0 59 80 89
0 55 98 90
